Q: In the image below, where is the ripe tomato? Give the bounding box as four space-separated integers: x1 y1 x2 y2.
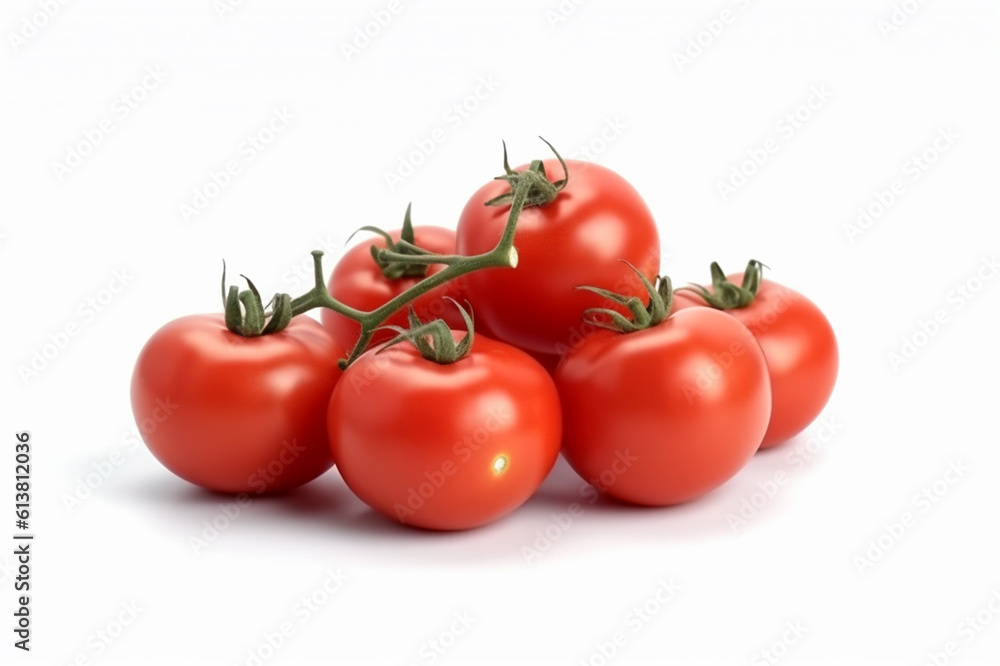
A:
525 349 562 374
456 159 660 356
555 302 770 506
669 289 707 311
674 263 838 448
131 315 344 493
321 225 466 348
328 334 562 530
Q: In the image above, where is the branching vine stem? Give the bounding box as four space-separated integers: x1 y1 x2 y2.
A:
289 173 531 368
222 138 567 369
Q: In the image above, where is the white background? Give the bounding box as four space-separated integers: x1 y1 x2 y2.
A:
2 1 998 664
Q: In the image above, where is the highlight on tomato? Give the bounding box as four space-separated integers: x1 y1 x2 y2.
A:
554 267 772 506
675 260 838 448
130 275 345 494
456 142 660 357
327 303 562 530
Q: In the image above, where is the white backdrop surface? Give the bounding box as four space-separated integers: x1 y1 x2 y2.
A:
1 1 998 664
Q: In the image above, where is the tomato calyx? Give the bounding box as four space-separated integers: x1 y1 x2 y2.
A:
354 203 457 280
377 299 475 364
680 259 767 310
578 262 674 334
484 137 569 209
221 262 294 337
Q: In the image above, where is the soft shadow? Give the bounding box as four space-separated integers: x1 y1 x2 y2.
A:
517 453 784 541
112 465 532 564
112 443 801 559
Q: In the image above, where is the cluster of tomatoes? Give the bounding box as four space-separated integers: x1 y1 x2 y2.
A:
131 148 838 531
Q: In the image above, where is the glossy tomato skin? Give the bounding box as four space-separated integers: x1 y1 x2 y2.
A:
321 226 466 349
673 276 838 448
670 289 707 311
525 348 562 375
456 159 660 356
131 315 344 493
328 335 562 530
555 309 771 506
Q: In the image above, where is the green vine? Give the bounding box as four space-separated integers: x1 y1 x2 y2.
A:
222 139 568 368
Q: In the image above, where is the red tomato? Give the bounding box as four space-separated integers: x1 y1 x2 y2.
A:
669 289 707 311
674 269 838 448
131 315 344 493
328 334 562 530
555 308 771 506
525 349 562 374
321 226 466 348
456 159 660 356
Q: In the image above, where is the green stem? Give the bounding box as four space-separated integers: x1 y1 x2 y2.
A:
374 249 466 266
392 240 433 255
289 252 368 320
224 140 566 366
291 177 529 367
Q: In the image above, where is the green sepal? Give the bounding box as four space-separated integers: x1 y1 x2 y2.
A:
376 300 475 364
680 259 767 310
484 137 569 209
578 262 675 334
261 293 293 335
239 288 264 336
220 263 295 337
352 203 430 280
